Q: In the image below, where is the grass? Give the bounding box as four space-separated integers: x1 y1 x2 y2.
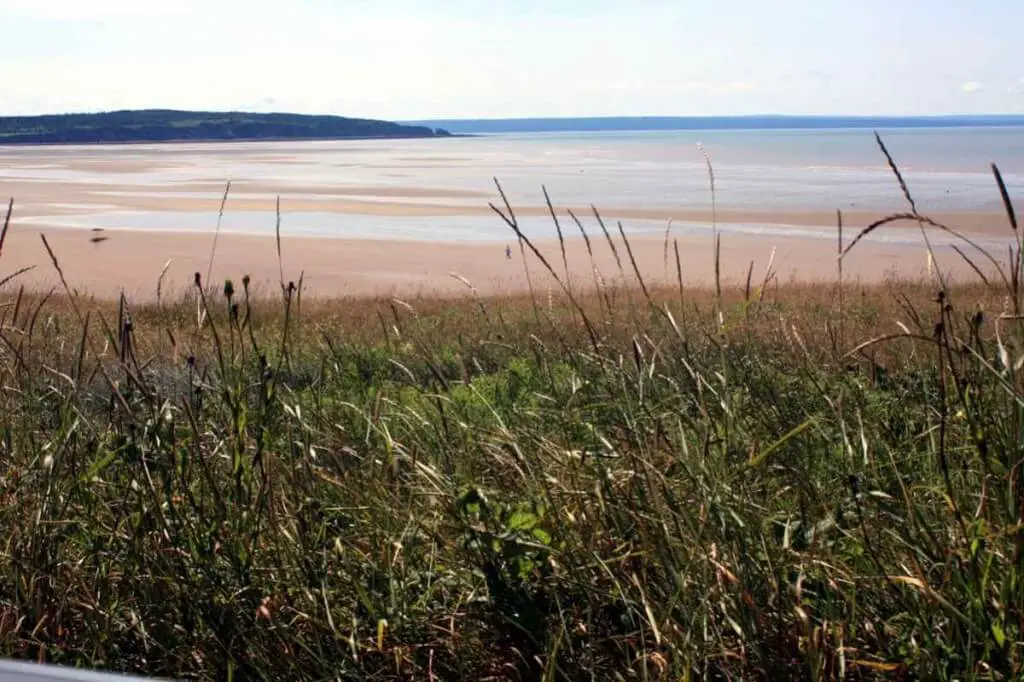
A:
0 141 1022 680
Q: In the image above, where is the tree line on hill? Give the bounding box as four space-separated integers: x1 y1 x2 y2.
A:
0 109 453 144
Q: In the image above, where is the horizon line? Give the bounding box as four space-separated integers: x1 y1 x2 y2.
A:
403 113 1024 122
1 109 1024 122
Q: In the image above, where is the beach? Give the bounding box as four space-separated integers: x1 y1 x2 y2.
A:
0 130 1020 299
0 218 1010 301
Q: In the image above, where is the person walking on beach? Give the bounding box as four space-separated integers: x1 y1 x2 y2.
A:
505 244 512 260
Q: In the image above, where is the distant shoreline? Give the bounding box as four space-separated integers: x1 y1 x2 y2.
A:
4 110 1023 146
403 114 1024 135
0 132 474 149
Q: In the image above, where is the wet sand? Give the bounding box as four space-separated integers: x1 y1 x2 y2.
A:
0 221 1007 302
2 176 1015 235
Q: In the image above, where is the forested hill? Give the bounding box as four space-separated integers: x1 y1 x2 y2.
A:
0 110 453 145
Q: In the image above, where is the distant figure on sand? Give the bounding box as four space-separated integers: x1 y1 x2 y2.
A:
505 245 512 260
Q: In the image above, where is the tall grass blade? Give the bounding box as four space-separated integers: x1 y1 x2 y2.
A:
992 163 1019 233
0 198 12 261
591 206 623 277
490 180 600 350
616 221 651 303
543 186 570 286
663 218 674 277
276 195 285 294
204 180 231 288
156 258 172 309
0 266 34 290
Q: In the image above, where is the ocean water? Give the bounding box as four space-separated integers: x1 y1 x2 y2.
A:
4 126 1024 242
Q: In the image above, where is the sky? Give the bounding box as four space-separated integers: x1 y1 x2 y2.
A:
0 0 1021 120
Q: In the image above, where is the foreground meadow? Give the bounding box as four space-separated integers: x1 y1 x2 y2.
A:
1 153 1023 679
0 267 1020 680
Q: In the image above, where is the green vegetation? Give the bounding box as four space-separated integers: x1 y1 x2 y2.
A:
0 109 453 145
0 148 1022 679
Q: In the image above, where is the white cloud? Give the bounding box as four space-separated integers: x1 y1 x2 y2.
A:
719 82 758 93
0 3 1022 118
0 0 201 20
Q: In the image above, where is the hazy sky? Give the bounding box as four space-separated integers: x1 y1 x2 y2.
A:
0 0 1021 119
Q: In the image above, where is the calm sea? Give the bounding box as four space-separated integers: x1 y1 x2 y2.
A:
426 127 1024 213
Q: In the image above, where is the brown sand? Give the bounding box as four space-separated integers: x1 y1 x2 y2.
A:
0 222 1008 302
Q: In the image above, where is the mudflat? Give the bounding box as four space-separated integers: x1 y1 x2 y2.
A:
0 135 1017 298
